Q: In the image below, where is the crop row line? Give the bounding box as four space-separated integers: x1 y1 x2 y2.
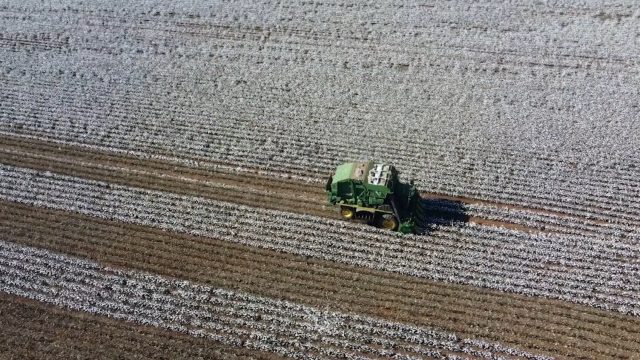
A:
3 167 638 286
0 240 547 359
6 200 640 348
3 84 640 199
4 113 639 226
1 163 638 315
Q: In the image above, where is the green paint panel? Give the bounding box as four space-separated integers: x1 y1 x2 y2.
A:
332 162 356 184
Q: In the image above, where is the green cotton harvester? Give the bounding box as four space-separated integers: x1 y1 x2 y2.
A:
325 161 423 234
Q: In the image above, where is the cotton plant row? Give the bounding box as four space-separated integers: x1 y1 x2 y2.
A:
4 82 639 198
422 199 640 241
2 164 639 316
0 240 551 360
465 204 640 243
417 170 640 225
418 163 639 215
420 176 640 227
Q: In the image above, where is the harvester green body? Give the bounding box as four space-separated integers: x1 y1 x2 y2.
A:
325 161 421 233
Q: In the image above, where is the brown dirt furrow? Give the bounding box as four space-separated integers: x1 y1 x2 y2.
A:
0 134 559 234
0 133 325 193
0 292 283 360
4 199 632 330
5 201 637 340
3 201 640 359
420 192 613 226
0 146 336 220
3 306 171 358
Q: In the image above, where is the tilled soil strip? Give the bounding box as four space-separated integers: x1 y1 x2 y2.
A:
0 135 335 218
0 134 585 233
3 200 640 359
0 292 282 360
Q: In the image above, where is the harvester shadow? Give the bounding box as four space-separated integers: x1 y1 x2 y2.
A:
413 196 470 235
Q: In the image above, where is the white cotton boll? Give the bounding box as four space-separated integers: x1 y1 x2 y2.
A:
4 162 639 316
0 239 549 358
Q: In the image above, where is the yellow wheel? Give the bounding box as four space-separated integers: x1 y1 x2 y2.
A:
379 214 398 231
340 207 354 219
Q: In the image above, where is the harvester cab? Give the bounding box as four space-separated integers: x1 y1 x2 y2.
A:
325 161 422 234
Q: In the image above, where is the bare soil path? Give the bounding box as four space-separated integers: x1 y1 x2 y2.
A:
3 199 640 359
0 134 614 235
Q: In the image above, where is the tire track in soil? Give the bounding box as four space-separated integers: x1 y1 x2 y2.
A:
0 292 283 360
2 200 640 359
0 134 608 235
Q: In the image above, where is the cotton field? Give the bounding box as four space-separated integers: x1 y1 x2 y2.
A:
1 0 639 358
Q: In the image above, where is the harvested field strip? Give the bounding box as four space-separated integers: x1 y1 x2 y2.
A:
0 292 278 359
0 240 553 360
0 133 322 193
0 294 277 360
2 163 639 315
2 133 638 236
3 201 640 359
0 146 331 219
0 135 324 196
